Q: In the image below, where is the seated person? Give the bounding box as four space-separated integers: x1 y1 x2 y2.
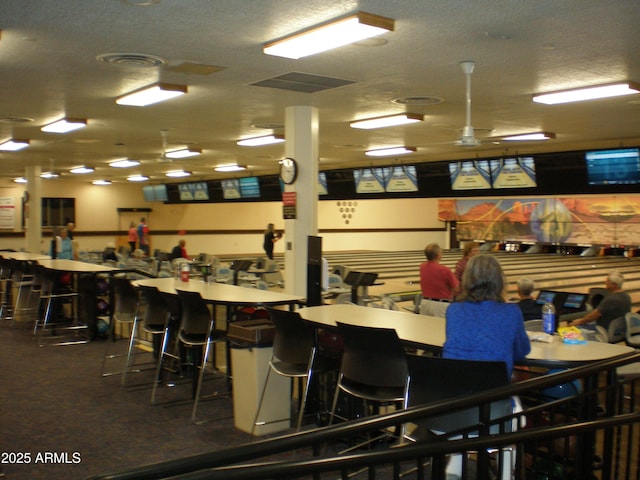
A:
443 254 530 480
102 242 118 263
568 271 631 333
516 277 542 321
419 243 459 318
169 239 189 260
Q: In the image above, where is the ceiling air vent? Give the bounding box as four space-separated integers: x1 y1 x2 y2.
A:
96 52 168 67
251 72 357 93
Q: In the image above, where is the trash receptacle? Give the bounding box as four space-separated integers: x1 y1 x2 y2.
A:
229 320 291 436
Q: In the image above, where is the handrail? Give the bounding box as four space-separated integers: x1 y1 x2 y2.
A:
157 414 640 480
87 350 640 480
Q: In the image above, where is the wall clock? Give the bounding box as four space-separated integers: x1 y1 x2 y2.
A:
279 157 298 184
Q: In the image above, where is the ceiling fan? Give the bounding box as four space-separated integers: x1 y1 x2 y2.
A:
157 129 171 162
454 60 482 147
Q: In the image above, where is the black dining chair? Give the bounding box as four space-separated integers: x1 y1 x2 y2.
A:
329 322 409 449
252 307 337 435
403 354 514 480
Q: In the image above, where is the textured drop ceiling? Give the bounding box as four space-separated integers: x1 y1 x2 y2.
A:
0 0 639 184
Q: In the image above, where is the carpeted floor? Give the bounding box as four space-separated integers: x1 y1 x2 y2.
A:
0 322 262 480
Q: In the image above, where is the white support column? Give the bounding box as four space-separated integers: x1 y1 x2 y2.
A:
283 106 319 298
24 165 43 253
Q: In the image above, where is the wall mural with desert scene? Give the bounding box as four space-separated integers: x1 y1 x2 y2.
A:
439 196 640 246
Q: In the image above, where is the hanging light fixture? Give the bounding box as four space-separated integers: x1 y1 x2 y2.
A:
0 139 30 151
127 174 149 182
164 148 202 159
350 113 423 129
109 159 140 168
365 146 416 157
264 11 394 59
70 166 95 174
165 170 191 178
116 83 187 106
214 164 246 172
41 118 87 133
501 132 556 141
533 81 640 105
237 134 285 146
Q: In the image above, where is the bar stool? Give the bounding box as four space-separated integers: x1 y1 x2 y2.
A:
101 277 141 377
329 322 409 449
34 266 83 346
252 308 337 434
170 289 228 423
122 285 173 387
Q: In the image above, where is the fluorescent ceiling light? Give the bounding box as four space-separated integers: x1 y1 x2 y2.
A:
40 171 60 179
501 132 556 141
14 177 27 184
109 159 140 168
70 166 95 174
350 113 423 129
0 139 30 151
533 81 640 105
41 118 87 133
165 170 191 178
365 146 416 157
264 11 394 59
116 83 187 106
127 174 149 182
237 134 285 146
164 147 202 159
92 179 112 185
214 164 246 172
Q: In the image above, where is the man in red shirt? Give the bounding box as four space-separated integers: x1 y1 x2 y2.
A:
419 243 459 317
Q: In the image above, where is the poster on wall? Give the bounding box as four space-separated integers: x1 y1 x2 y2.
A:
438 196 640 245
0 197 15 229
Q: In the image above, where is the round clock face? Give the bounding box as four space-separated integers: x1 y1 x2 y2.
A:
280 157 298 184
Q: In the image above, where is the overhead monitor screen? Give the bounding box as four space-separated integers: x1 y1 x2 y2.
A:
178 182 209 201
384 165 418 192
239 177 260 198
490 157 537 188
449 160 491 190
221 179 241 199
354 168 385 193
318 172 328 195
585 148 640 185
142 184 168 202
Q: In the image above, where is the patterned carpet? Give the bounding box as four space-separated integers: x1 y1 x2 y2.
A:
0 323 260 480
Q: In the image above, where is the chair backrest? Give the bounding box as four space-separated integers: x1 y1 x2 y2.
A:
328 273 344 288
255 280 270 290
137 285 170 329
336 322 408 389
405 354 511 434
176 289 212 336
268 308 317 366
624 312 640 344
413 293 423 314
334 293 354 305
113 277 139 321
524 319 544 332
607 315 627 343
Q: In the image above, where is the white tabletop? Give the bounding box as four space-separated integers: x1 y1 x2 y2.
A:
297 303 634 367
133 277 305 307
2 252 51 261
37 259 121 273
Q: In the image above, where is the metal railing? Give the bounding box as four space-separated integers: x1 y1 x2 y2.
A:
88 350 640 480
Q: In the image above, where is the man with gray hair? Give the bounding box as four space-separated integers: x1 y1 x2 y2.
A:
569 271 631 332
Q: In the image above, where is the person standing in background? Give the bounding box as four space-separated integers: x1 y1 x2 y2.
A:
419 243 459 317
137 217 150 255
454 241 480 283
170 239 189 260
127 221 138 254
66 221 75 240
263 223 281 260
